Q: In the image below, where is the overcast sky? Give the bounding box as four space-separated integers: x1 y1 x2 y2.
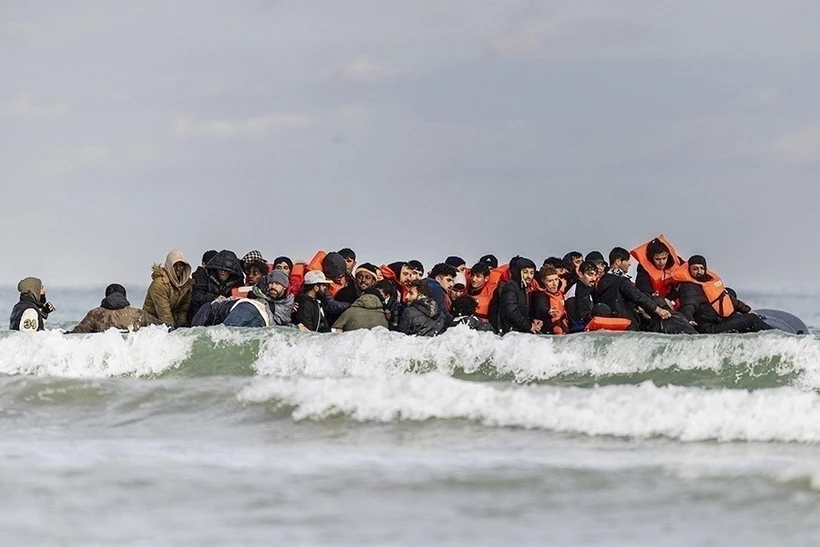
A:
2 1 818 291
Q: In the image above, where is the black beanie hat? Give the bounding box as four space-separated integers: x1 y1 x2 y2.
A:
479 254 499 269
445 256 466 268
105 283 127 298
688 255 708 269
585 251 606 264
272 256 294 270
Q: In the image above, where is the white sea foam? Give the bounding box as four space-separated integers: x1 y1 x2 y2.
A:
239 374 820 443
0 326 193 378
253 326 820 387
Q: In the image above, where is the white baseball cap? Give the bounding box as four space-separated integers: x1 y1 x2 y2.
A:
304 270 333 285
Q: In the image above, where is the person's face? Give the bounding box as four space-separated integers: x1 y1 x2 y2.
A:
595 263 606 276
410 269 423 281
399 266 414 286
247 267 264 286
614 258 631 272
316 284 328 295
572 256 583 268
216 269 230 282
449 285 466 300
268 281 286 298
520 267 535 285
456 264 467 274
344 257 356 275
173 262 186 279
581 270 598 287
404 286 419 303
652 252 669 270
437 275 455 291
274 262 291 276
556 266 568 277
544 274 560 294
356 272 376 291
689 263 706 278
471 273 487 290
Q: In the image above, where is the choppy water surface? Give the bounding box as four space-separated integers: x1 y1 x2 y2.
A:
1 287 820 546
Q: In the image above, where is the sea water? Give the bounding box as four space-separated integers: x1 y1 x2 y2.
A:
1 286 820 546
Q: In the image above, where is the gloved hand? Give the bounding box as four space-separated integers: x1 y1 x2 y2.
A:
43 302 56 315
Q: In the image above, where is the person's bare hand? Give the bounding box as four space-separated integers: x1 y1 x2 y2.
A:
655 307 672 320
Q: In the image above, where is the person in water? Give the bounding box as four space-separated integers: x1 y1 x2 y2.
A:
497 257 542 335
143 249 193 328
293 270 333 333
188 249 245 322
675 255 772 334
594 247 672 331
70 284 159 334
332 288 389 333
10 277 55 332
398 279 445 337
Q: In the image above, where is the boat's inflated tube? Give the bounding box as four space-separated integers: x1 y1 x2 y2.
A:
754 309 809 335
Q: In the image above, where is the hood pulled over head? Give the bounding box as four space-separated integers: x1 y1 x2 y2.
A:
164 249 192 288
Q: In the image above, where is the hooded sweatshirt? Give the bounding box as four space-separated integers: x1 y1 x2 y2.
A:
332 294 389 332
497 257 536 334
10 277 48 332
189 249 245 322
143 250 193 328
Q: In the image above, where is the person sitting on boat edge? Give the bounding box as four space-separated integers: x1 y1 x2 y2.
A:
565 261 598 333
293 270 333 333
397 279 446 337
531 265 569 335
497 256 541 335
69 284 160 334
10 277 55 332
674 255 772 334
332 288 389 333
451 295 495 332
143 249 193 328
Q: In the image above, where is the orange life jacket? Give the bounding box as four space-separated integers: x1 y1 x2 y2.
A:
289 263 307 296
529 280 569 335
471 265 508 319
672 264 735 318
585 316 631 332
307 251 326 272
630 234 681 297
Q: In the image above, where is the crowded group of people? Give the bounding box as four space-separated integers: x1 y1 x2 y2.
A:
9 235 773 336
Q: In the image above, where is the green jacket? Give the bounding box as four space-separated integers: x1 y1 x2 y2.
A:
143 266 193 327
332 294 388 332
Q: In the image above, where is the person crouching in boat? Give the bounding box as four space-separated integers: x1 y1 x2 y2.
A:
69 284 160 334
188 250 245 324
531 265 569 335
10 277 55 332
398 279 446 336
143 250 192 328
451 295 495 332
497 257 542 335
594 247 673 331
674 255 772 334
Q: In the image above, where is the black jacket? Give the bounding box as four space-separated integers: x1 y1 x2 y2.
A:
497 258 536 334
594 271 661 331
565 281 594 333
293 293 330 333
398 297 445 336
9 295 48 331
678 280 751 327
334 283 363 305
189 250 244 322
